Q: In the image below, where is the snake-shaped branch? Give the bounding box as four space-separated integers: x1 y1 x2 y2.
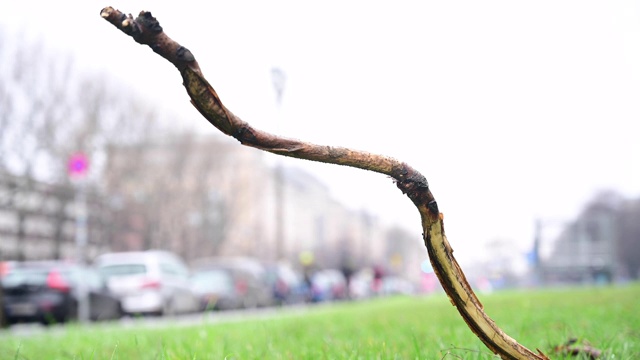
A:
100 7 550 359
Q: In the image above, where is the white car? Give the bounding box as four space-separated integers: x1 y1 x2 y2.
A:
94 250 200 316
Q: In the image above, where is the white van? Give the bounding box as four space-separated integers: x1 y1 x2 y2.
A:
94 250 199 316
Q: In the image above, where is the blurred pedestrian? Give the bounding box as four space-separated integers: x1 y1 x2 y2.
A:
340 261 355 299
372 264 384 296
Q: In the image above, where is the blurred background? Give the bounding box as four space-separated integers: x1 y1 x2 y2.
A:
1 1 639 325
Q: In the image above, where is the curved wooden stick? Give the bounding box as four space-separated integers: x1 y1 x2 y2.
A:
100 7 550 359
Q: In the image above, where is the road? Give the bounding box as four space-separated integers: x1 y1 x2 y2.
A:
1 303 320 337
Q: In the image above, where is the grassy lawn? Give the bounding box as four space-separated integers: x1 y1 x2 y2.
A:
1 284 638 359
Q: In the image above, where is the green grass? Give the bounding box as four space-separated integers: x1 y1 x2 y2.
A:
1 284 639 359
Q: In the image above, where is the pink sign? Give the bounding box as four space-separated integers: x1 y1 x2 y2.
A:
68 153 89 178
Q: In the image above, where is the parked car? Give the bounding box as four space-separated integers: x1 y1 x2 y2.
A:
310 269 348 302
95 250 200 316
2 261 123 326
192 257 274 308
191 266 263 311
190 267 243 311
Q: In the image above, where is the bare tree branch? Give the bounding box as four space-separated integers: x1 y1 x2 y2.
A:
100 7 551 360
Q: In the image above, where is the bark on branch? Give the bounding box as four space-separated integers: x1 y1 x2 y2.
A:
100 7 550 359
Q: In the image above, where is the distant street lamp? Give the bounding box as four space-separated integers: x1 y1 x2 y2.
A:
271 67 286 261
271 68 286 106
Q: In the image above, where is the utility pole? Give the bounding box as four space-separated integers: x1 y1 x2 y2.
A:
68 153 90 323
271 67 286 262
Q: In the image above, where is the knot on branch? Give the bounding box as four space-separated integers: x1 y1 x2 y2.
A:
176 46 195 62
393 163 432 207
137 11 163 34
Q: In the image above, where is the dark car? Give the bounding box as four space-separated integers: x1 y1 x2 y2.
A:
2 261 123 326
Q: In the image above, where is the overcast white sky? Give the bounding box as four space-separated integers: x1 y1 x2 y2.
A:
2 1 639 267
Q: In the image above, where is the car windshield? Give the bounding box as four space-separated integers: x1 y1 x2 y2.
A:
99 264 147 278
2 268 49 287
191 270 233 293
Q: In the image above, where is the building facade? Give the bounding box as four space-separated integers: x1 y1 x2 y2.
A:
103 134 413 272
540 193 630 284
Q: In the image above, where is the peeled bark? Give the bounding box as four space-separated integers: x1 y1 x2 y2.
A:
100 7 550 359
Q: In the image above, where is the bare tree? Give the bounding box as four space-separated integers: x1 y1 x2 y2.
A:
100 8 560 359
103 132 254 260
0 29 167 260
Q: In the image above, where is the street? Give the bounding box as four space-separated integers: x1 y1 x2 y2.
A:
2 303 320 338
